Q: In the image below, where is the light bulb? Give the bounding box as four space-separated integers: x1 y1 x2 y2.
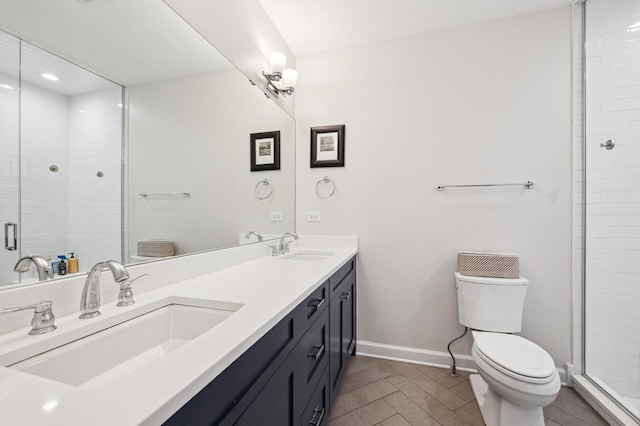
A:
269 52 286 74
283 69 298 89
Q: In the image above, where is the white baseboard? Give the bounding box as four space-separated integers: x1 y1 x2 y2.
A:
356 340 477 372
356 340 570 385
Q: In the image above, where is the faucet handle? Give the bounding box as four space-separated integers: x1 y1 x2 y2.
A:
0 300 57 335
117 274 149 307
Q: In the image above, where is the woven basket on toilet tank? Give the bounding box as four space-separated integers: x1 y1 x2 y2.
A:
457 251 519 279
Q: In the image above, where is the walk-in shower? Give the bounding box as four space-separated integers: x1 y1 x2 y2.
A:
582 0 640 421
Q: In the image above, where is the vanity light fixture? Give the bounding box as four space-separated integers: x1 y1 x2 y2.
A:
262 51 297 98
40 73 59 81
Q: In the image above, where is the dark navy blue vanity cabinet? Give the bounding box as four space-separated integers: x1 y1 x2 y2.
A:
164 256 356 426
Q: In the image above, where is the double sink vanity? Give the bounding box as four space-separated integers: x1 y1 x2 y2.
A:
0 236 358 425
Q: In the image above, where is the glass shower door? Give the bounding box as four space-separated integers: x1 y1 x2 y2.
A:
584 0 640 420
0 30 20 286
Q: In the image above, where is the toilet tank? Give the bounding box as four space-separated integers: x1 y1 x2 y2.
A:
455 272 528 333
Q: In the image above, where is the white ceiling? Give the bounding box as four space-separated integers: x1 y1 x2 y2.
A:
258 0 575 55
0 0 231 93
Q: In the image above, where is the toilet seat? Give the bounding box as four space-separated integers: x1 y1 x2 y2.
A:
473 333 556 384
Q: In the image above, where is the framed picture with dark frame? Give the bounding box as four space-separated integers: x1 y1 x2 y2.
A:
310 124 345 168
250 131 280 171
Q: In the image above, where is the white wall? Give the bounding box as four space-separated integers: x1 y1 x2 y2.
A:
583 0 640 401
128 68 295 258
295 8 573 366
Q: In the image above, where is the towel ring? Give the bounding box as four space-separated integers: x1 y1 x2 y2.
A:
255 179 273 200
316 176 336 199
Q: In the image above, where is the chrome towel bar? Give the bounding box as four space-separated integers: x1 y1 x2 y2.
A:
437 181 534 191
139 192 190 198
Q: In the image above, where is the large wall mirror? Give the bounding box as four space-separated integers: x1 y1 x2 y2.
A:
0 0 295 289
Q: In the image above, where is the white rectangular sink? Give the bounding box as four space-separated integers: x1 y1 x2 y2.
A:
281 251 335 261
9 300 238 388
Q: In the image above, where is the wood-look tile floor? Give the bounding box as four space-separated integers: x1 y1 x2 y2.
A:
328 356 610 426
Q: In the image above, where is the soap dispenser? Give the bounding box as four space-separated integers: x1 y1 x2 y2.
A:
58 255 67 276
68 252 78 274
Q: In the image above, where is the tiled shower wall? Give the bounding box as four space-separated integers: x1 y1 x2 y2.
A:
67 90 122 272
0 71 19 286
20 82 70 267
582 0 640 400
573 1 585 377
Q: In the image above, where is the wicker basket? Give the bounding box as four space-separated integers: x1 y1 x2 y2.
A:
137 240 175 257
457 251 519 279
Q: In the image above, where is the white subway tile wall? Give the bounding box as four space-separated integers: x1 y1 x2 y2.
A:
20 82 71 270
573 1 585 376
584 0 640 403
67 89 122 271
0 69 20 286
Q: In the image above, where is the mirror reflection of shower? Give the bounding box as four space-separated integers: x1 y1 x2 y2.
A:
0 28 123 287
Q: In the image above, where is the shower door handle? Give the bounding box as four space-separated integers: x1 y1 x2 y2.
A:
600 139 615 150
4 222 17 251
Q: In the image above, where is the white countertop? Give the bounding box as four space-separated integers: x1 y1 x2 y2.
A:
0 245 357 425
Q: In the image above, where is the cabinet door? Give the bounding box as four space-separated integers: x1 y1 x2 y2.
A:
236 360 296 426
329 292 344 403
341 279 356 359
329 269 356 404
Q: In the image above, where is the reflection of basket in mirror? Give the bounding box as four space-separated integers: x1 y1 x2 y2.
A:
457 251 519 279
137 240 175 257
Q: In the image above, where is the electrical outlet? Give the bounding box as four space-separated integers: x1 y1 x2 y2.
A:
307 212 321 222
270 212 283 222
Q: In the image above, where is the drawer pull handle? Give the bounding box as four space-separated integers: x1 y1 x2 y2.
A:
341 291 351 301
308 406 325 425
308 344 325 361
310 297 325 311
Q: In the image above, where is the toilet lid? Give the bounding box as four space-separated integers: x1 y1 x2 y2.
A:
474 333 556 381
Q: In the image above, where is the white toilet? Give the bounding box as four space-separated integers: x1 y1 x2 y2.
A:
455 272 560 426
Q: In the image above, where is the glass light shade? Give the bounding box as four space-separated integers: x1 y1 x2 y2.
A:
282 69 298 89
269 52 286 74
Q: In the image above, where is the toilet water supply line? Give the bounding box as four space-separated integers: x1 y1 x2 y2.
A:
447 326 468 377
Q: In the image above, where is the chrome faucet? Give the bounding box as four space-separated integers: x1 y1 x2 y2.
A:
13 255 54 281
80 260 136 319
0 300 57 335
245 231 263 242
278 232 299 255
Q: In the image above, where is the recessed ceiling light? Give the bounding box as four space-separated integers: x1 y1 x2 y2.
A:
0 83 13 90
40 73 59 81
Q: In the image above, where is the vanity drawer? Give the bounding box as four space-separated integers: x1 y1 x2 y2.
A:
302 280 328 330
301 365 329 426
296 305 329 401
329 257 355 300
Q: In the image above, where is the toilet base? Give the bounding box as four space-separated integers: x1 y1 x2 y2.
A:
470 374 545 426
